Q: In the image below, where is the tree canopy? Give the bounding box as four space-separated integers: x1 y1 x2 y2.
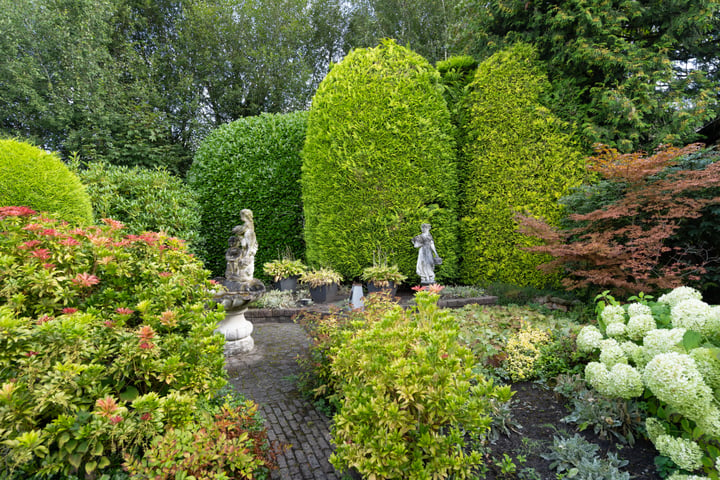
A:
452 0 720 152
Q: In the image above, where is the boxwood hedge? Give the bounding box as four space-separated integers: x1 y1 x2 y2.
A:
189 111 307 278
302 39 459 282
0 139 93 224
459 43 586 287
75 162 203 251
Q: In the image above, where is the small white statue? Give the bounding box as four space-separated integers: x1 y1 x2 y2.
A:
412 223 441 284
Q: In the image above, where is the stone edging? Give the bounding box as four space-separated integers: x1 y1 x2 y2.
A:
245 296 498 324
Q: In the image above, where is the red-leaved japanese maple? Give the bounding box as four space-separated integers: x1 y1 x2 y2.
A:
517 143 720 294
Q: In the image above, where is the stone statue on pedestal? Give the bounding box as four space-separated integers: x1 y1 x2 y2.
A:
412 223 442 284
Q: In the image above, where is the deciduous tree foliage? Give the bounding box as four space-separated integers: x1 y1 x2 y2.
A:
518 143 720 295
302 39 459 282
453 0 720 152
460 43 586 287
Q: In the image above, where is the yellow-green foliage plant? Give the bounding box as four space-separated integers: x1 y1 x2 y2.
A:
329 287 513 479
302 39 459 282
0 139 92 224
459 43 585 287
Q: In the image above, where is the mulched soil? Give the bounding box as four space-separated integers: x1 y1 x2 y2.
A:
484 382 658 479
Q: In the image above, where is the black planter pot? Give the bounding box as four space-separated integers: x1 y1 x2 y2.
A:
309 283 338 303
366 281 397 297
274 275 299 292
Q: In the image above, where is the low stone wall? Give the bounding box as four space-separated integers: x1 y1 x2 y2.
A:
245 295 498 323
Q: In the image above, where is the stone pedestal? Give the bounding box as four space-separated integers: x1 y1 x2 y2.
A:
215 308 255 355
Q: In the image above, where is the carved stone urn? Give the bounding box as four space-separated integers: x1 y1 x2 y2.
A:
212 209 265 355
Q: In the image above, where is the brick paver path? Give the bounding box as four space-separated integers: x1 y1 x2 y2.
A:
225 321 344 480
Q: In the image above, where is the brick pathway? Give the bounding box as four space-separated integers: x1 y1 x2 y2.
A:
225 321 344 480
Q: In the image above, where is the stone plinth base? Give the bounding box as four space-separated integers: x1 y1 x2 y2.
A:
224 336 255 355
215 309 254 355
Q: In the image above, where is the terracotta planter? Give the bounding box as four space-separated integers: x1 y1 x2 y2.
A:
366 281 397 297
274 275 299 292
309 283 338 303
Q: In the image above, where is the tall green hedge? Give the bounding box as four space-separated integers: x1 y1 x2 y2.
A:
460 43 586 287
75 162 203 250
188 111 307 278
0 139 93 224
302 39 459 282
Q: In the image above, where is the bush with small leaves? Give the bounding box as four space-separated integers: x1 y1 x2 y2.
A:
0 139 92 224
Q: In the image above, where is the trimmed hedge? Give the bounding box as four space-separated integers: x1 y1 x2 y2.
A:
75 162 203 251
302 39 459 282
459 43 585 287
0 139 93 224
189 111 307 278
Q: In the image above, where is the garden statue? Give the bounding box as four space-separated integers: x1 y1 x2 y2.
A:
412 223 441 284
225 209 258 283
213 209 265 355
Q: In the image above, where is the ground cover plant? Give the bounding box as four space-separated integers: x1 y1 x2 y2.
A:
0 207 275 478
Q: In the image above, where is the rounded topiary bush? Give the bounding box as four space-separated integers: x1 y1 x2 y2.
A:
75 161 203 251
189 111 308 278
0 139 93 224
302 39 459 282
459 43 585 287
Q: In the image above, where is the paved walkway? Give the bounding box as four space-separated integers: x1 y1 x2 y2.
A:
225 321 345 480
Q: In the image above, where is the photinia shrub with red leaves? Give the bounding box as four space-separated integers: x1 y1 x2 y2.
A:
0 208 258 478
517 144 720 295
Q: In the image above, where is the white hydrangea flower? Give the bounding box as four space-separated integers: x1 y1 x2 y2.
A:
645 417 666 443
690 347 720 391
654 435 703 472
707 307 720 340
626 314 656 341
606 363 643 399
620 341 641 362
576 325 604 353
658 286 702 308
605 321 627 339
642 352 717 430
671 298 712 334
627 302 652 318
641 328 686 363
599 338 628 368
667 473 711 480
585 362 610 396
600 304 626 325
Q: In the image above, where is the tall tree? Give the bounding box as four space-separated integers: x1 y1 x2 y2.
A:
344 0 464 64
452 0 720 152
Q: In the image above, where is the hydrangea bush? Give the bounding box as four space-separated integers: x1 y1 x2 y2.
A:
576 287 720 479
0 207 240 478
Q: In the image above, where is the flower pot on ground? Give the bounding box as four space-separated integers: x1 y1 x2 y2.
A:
300 267 343 304
263 257 306 291
361 263 407 297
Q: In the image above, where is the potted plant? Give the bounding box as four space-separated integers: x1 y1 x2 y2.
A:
361 263 407 297
300 267 343 303
263 257 307 291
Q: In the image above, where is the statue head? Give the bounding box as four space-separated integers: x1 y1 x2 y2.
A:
240 209 253 223
421 223 431 233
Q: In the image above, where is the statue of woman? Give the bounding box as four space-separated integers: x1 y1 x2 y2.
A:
225 209 258 282
412 223 441 284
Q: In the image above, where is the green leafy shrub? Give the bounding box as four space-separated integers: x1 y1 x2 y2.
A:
302 39 459 282
0 207 229 478
459 42 585 287
123 391 279 479
74 160 202 250
541 434 630 480
575 287 720 478
189 111 308 277
329 288 513 478
0 139 92 224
